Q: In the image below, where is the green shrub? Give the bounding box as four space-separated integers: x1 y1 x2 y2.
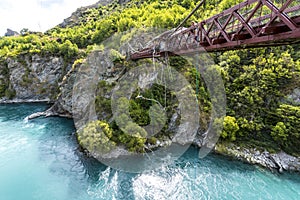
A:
271 122 288 143
77 120 116 154
221 116 239 141
5 88 16 99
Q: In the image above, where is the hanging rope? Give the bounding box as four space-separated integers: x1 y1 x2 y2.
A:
165 52 173 81
163 65 167 108
152 46 156 70
195 64 199 103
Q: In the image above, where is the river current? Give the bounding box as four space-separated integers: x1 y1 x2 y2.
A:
0 103 299 200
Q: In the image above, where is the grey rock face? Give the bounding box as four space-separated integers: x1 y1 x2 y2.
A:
70 50 126 125
270 152 300 172
285 88 300 105
213 143 300 173
0 54 66 102
4 29 19 37
49 63 79 117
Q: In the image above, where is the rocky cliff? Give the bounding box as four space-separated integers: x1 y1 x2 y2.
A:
2 49 299 173
0 54 70 103
1 0 299 174
214 143 300 173
4 29 19 37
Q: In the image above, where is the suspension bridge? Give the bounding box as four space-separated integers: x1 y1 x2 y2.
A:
130 0 300 60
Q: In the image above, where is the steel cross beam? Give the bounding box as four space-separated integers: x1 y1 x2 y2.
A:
130 0 300 60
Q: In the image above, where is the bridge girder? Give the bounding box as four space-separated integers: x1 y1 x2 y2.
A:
130 0 300 60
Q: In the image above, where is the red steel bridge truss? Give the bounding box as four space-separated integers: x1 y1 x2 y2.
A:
130 0 300 60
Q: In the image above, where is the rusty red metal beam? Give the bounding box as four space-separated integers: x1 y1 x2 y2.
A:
130 0 300 60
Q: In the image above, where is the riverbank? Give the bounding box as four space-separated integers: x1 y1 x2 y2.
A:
1 102 299 200
0 97 74 119
213 142 300 173
1 101 299 174
0 98 53 104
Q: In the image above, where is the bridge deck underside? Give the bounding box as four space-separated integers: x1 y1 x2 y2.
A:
175 16 300 55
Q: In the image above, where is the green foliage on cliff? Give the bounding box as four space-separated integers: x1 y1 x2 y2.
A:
0 0 233 59
77 120 116 154
93 80 177 153
221 116 239 141
0 34 78 61
217 47 300 155
271 104 300 153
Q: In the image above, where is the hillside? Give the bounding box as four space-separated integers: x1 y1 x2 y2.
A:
0 0 299 171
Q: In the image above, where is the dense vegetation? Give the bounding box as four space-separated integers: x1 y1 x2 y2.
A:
218 47 300 155
0 0 299 155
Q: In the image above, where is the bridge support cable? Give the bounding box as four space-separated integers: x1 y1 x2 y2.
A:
174 0 206 32
195 64 199 102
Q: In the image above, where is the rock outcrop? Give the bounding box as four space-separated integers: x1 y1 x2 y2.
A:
285 88 300 105
4 29 19 37
213 143 300 173
1 0 298 174
1 49 299 174
0 54 69 103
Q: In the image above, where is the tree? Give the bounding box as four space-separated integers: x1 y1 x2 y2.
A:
77 120 116 154
221 116 239 141
59 39 78 60
271 122 288 144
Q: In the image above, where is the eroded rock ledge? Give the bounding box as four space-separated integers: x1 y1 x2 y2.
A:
0 98 51 104
25 102 72 120
213 143 300 173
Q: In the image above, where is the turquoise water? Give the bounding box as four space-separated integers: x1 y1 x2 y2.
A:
0 104 300 200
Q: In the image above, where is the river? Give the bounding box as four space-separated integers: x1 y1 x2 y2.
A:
0 103 299 200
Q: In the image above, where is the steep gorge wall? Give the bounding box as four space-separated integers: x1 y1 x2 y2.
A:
0 54 70 102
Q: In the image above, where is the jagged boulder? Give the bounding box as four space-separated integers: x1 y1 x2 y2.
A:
4 29 19 37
